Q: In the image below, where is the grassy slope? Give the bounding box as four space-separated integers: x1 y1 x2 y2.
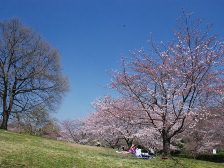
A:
0 130 223 168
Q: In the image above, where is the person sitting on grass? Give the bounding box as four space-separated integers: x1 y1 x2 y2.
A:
135 145 153 159
116 144 136 154
128 144 137 154
135 147 142 158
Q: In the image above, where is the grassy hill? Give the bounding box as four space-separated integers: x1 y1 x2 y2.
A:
0 130 223 168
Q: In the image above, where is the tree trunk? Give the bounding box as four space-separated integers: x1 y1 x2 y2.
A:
1 87 15 130
0 111 9 130
125 138 133 148
162 130 171 156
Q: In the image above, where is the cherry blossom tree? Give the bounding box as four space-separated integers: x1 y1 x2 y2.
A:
184 107 224 155
61 119 86 143
85 97 139 148
133 127 162 151
84 96 159 149
111 14 224 155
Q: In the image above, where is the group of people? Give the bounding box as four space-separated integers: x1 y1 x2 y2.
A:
116 144 154 159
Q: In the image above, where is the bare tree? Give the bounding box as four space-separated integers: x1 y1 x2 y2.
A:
13 105 50 135
0 19 68 129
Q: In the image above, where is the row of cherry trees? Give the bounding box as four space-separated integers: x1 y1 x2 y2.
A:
62 14 224 156
61 97 161 149
61 97 223 155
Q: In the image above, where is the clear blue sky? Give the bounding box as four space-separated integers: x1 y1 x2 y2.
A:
1 0 224 120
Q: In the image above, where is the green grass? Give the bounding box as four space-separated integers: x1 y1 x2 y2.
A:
0 130 223 168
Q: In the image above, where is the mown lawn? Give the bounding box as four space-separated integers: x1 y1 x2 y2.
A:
0 130 223 168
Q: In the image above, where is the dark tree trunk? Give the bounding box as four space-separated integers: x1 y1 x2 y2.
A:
125 138 133 148
162 130 171 156
0 111 9 130
163 138 171 156
1 86 15 130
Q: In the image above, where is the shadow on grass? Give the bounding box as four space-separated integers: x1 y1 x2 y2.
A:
175 153 224 163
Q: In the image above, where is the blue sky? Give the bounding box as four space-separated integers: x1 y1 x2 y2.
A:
1 0 224 120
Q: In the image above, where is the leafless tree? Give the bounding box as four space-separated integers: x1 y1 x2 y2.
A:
0 19 68 129
13 105 50 135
